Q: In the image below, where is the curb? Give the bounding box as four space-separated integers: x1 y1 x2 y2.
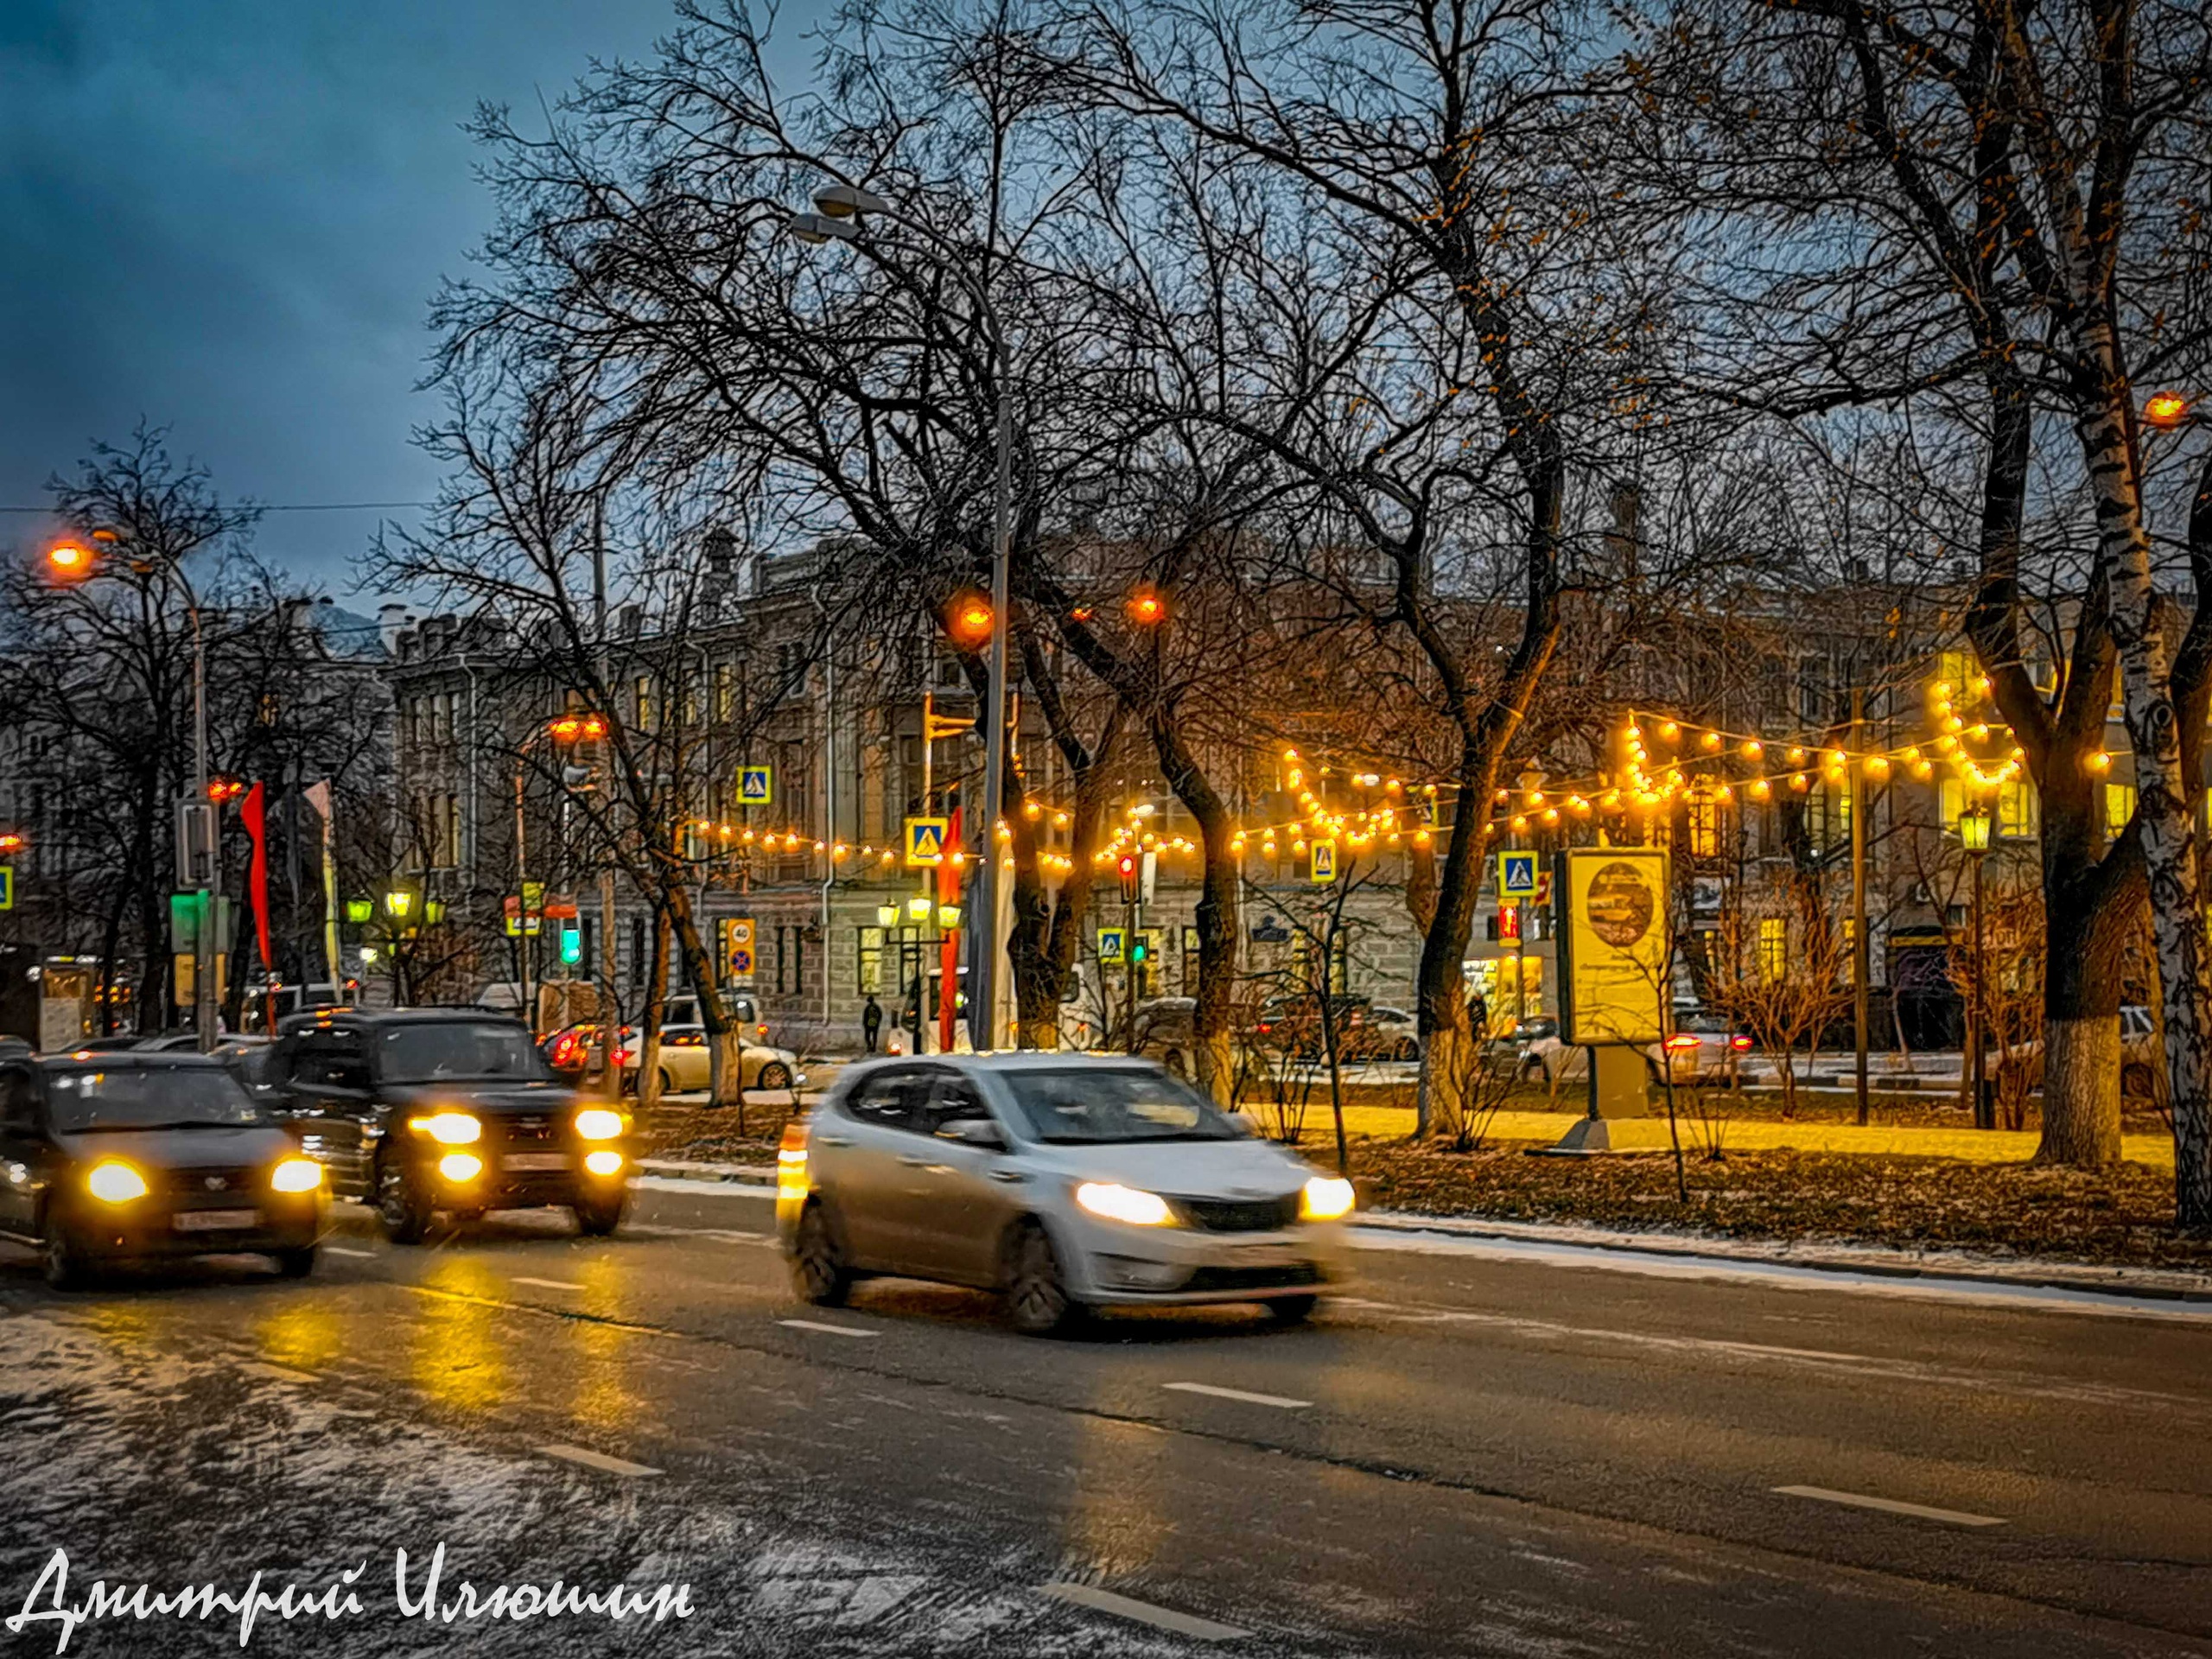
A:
638 1155 2211 1303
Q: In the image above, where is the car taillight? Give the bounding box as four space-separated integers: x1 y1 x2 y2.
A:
1730 1035 1752 1051
1664 1033 1700 1052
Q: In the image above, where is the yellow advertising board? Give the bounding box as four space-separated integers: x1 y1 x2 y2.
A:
1557 849 1668 1046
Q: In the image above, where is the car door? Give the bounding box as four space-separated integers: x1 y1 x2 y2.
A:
0 1065 44 1238
667 1029 712 1092
817 1066 934 1270
901 1074 1027 1287
280 1027 376 1196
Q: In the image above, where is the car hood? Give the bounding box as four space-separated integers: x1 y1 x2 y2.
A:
382 1080 579 1115
1020 1136 1314 1199
53 1123 297 1170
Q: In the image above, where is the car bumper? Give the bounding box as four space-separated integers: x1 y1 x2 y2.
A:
411 1144 632 1210
63 1197 324 1261
1062 1215 1350 1304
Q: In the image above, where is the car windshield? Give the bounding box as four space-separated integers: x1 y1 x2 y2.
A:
45 1065 264 1131
379 1021 545 1084
1001 1067 1246 1144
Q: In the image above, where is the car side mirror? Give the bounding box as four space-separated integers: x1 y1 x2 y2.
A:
937 1116 1007 1152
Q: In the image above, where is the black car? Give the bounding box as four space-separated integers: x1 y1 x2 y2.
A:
265 1008 632 1243
0 1052 326 1288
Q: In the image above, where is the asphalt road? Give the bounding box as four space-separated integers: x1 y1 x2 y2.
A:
0 1182 2206 1658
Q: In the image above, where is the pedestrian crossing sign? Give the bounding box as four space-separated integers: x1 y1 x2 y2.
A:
739 765 774 806
1098 927 1126 963
1498 851 1539 899
1309 838 1338 884
905 816 949 867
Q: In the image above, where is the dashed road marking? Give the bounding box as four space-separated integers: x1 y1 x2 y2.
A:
1774 1485 2005 1527
1040 1582 1250 1641
324 1245 374 1258
537 1444 662 1478
1164 1381 1312 1410
779 1318 880 1339
513 1276 585 1292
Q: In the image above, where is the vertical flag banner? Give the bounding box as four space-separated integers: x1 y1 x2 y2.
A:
240 781 272 969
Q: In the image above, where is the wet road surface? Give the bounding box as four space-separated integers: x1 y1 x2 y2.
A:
1 1179 2207 1656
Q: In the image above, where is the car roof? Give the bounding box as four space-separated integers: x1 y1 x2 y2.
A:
849 1052 1165 1074
36 1052 232 1071
277 1007 530 1034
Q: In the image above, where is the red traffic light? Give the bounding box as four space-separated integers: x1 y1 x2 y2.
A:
1117 853 1140 902
207 777 246 804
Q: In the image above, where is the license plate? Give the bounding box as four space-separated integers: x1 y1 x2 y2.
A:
502 1153 569 1173
175 1208 260 1233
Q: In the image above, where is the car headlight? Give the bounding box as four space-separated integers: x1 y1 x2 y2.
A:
582 1148 625 1177
270 1158 323 1194
1300 1176 1355 1221
437 1152 484 1183
575 1108 625 1141
410 1111 481 1145
1075 1181 1173 1226
86 1160 148 1205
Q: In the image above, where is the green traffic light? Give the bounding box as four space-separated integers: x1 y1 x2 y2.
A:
559 922 582 965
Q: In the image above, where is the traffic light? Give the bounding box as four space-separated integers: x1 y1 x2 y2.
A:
1128 932 1149 965
559 919 582 965
1117 853 1140 903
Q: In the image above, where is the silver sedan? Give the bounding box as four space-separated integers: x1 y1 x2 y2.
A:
776 1055 1354 1334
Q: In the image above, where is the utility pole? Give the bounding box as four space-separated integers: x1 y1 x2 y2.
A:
1850 685 1870 1126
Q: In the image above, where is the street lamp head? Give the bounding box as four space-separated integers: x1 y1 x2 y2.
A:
945 589 995 648
906 895 933 924
876 904 899 930
787 212 858 246
45 540 92 578
937 903 963 931
2145 390 2190 429
1958 805 1993 853
814 182 890 219
1125 587 1167 626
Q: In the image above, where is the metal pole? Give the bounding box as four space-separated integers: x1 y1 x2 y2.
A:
319 810 342 1003
514 763 532 1033
975 372 1014 1052
1851 685 1870 1125
188 594 219 1052
1971 849 1988 1129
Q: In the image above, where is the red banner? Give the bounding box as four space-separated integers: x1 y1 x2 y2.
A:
938 801 963 1051
241 782 272 969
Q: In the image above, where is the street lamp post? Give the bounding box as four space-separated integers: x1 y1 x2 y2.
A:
1958 803 1993 1129
48 531 220 1051
791 184 1015 1051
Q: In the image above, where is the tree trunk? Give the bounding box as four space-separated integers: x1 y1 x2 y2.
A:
666 883 741 1108
2036 810 2135 1166
636 904 671 1111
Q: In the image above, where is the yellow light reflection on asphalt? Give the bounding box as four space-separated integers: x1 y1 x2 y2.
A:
1064 1415 1172 1574
569 1258 642 1434
412 1259 505 1411
256 1302 343 1372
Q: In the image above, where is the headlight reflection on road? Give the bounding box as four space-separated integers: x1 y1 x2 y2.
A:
256 1302 343 1372
1065 1415 1173 1575
413 1260 506 1412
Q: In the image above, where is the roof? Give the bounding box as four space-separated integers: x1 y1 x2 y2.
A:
849 1052 1165 1072
37 1052 229 1070
276 1006 529 1034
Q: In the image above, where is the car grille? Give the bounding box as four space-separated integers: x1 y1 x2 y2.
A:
498 1114 557 1144
1173 1193 1301 1232
164 1166 258 1199
1182 1262 1324 1292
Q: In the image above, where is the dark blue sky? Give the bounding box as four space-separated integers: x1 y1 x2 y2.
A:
1 0 813 597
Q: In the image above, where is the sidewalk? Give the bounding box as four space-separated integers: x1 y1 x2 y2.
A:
1299 1103 2177 1165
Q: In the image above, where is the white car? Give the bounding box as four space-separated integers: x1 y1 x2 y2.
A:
777 1055 1354 1333
1526 1012 1751 1090
620 1024 802 1096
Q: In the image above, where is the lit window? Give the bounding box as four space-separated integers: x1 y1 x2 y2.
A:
2105 782 2137 837
1759 918 1787 983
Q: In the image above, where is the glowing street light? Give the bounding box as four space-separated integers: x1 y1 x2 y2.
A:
45 540 92 578
1125 587 1167 626
2145 390 2190 429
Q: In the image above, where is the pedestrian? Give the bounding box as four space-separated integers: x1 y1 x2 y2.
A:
1466 988 1490 1038
861 993 883 1053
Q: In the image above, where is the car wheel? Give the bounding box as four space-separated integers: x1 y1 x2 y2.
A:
1394 1038 1420 1062
271 1246 317 1279
757 1061 792 1092
2122 1062 2156 1098
41 1215 93 1291
655 1067 677 1096
376 1155 433 1245
1004 1219 1084 1337
573 1189 628 1237
1264 1294 1318 1325
791 1201 852 1306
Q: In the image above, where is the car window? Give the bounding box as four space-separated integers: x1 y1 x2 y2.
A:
844 1067 930 1130
378 1021 544 1084
291 1027 371 1090
927 1077 992 1132
42 1064 265 1131
1001 1066 1246 1144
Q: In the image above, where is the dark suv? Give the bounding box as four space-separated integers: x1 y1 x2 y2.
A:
265 1008 631 1242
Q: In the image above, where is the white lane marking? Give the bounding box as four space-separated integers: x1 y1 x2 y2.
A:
1334 1298 2209 1414
241 1362 317 1385
512 1276 585 1292
635 1175 775 1198
1774 1485 2005 1528
1039 1582 1250 1641
779 1318 880 1339
537 1444 662 1478
324 1245 375 1258
622 1224 772 1244
1163 1381 1312 1410
1349 1225 2212 1325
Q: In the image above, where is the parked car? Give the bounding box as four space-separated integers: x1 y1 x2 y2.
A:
1350 1006 1422 1062
1131 998 1198 1076
264 1008 631 1242
779 1054 1354 1334
1528 1011 1751 1089
1248 994 1372 1059
1488 1017 1559 1077
626 1024 804 1096
0 1052 325 1287
2009 1004 2163 1100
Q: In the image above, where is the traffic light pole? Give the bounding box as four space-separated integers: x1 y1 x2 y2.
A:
973 367 1014 1052
189 596 219 1052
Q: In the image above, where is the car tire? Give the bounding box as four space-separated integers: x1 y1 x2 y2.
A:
791 1201 853 1306
1004 1219 1085 1337
41 1215 93 1291
1394 1038 1420 1062
2122 1062 2156 1099
376 1155 433 1245
573 1189 627 1237
271 1246 317 1279
757 1061 792 1092
1264 1294 1319 1325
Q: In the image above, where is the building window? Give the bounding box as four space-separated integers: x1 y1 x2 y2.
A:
858 926 884 994
1997 778 2037 839
2105 781 2137 837
774 925 788 995
633 676 654 731
713 660 735 722
1759 918 1787 983
1686 796 1721 859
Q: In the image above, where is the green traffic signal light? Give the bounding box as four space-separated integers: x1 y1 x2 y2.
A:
559 922 582 965
1128 937 1148 963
